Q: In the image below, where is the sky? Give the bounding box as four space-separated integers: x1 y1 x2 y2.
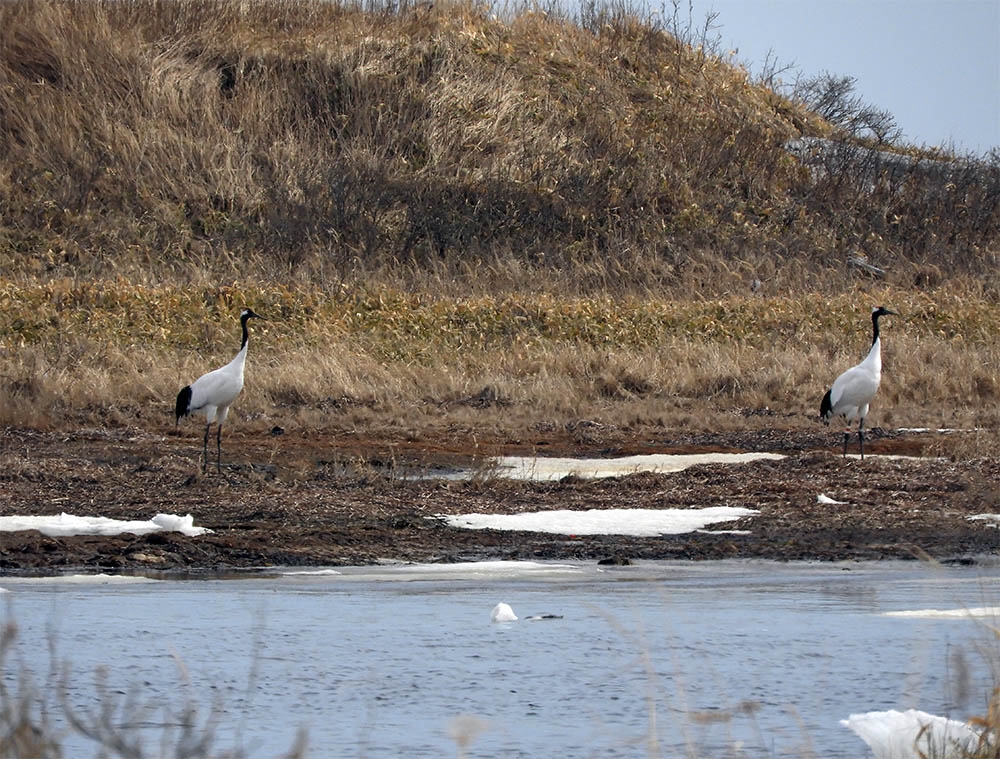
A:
682 0 1000 156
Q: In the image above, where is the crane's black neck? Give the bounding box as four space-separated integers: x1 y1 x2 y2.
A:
240 312 251 350
870 308 893 346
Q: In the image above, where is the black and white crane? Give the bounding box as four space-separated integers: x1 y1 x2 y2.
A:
819 306 896 459
175 308 265 473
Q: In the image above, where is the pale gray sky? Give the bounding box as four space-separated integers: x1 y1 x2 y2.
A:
687 0 999 156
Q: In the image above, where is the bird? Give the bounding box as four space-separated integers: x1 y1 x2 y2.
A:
820 306 896 459
841 709 984 759
175 308 265 473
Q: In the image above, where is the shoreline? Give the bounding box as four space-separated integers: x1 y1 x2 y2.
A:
1 426 997 573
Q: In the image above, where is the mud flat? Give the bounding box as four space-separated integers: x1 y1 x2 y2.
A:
0 426 997 573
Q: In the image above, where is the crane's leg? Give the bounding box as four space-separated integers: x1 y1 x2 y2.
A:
858 418 865 460
841 428 850 457
216 424 223 473
202 423 211 474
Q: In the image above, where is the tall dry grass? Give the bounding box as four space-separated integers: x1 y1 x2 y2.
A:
1 279 1000 448
1 0 997 294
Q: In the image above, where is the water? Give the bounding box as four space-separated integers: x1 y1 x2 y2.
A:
2 560 1000 758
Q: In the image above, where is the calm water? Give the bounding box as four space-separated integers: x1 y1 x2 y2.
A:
2 560 1000 758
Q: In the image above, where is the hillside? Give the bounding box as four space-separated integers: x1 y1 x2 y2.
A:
2 0 997 294
2 0 1000 441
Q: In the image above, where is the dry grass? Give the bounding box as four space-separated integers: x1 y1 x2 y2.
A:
1 0 997 294
0 0 997 429
0 621 307 759
1 0 998 441
1 279 1000 450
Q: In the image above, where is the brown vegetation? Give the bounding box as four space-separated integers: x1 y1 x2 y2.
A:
2 0 998 291
0 0 999 482
1 7 1000 752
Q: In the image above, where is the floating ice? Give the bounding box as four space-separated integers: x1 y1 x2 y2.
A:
882 606 1000 619
0 513 211 537
437 506 757 537
841 709 981 759
490 602 518 622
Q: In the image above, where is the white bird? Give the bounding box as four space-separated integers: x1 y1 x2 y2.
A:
820 305 896 458
841 709 983 759
490 602 518 622
175 308 265 473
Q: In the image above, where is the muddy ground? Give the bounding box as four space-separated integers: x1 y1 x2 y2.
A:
1 423 998 574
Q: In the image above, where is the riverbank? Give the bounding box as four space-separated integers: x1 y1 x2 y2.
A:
1 425 996 573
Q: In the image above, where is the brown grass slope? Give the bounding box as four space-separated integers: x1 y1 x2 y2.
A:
2 0 1000 442
2 0 997 292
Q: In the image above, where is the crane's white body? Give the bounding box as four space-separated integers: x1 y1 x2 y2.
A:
841 709 982 759
176 309 263 473
185 342 248 428
825 336 881 425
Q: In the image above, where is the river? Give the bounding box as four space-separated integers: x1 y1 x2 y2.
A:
2 559 999 758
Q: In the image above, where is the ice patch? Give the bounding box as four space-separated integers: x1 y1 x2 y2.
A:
0 513 211 537
3 573 160 585
817 494 848 505
882 607 1000 619
436 506 758 537
492 452 784 481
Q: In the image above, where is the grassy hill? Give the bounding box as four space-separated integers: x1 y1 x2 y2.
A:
1 0 999 436
3 0 997 291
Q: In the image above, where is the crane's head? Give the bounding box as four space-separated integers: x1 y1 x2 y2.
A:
872 306 897 319
240 308 266 322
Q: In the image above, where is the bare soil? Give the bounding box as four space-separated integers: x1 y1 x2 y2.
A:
1 424 998 574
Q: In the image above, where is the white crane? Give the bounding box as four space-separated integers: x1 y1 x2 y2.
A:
819 306 896 459
175 308 265 473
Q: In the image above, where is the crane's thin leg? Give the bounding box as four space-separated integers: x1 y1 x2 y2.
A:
841 428 850 457
202 423 211 474
858 419 865 460
216 424 223 473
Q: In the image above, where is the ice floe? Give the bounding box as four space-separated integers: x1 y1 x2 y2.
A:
841 709 982 759
882 606 1000 619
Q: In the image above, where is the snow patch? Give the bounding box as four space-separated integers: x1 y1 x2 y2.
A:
436 506 757 537
0 513 211 537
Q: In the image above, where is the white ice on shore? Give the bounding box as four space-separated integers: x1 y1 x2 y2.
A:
436 506 758 537
968 514 1000 527
0 513 211 537
492 452 784 481
817 493 848 504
